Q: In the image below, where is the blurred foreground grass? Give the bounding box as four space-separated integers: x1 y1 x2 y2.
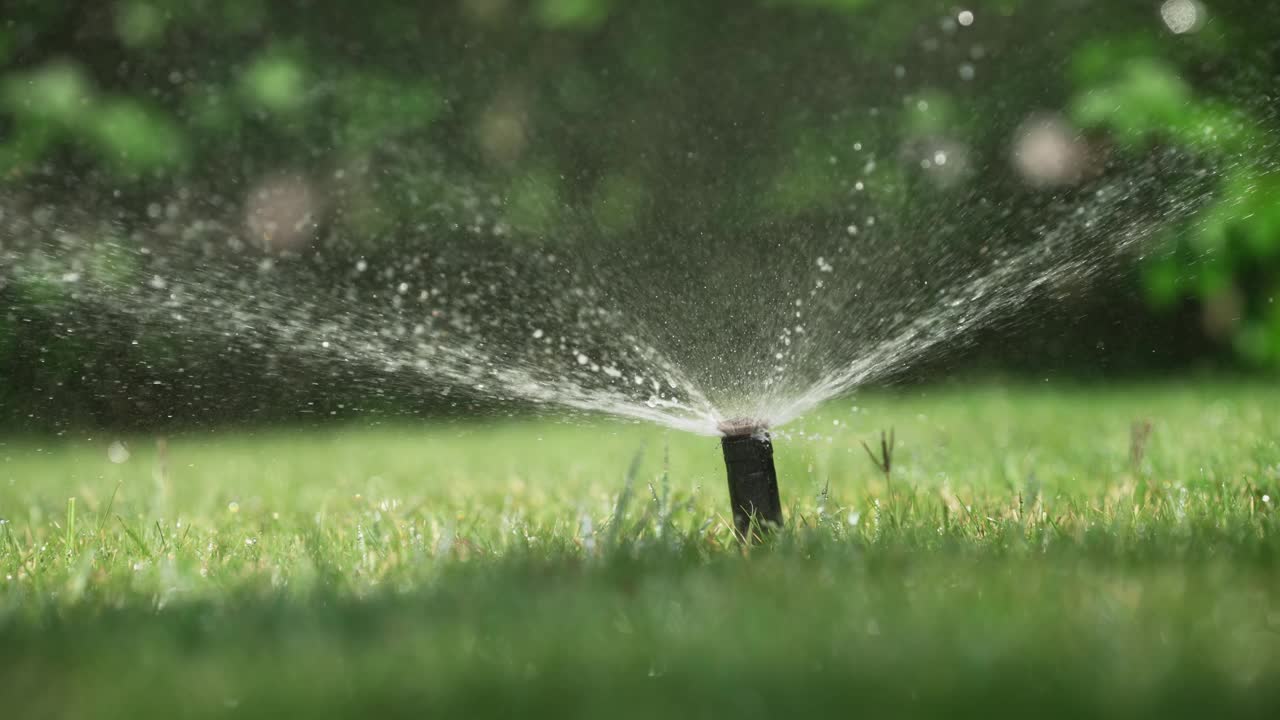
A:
3 382 1280 718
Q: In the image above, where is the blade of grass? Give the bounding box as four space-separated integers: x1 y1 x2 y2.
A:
96 481 122 535
117 516 153 560
609 445 645 549
65 497 76 557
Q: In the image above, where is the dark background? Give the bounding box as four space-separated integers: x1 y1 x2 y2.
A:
1 0 1276 431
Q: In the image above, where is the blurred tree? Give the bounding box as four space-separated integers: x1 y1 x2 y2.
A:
1067 5 1280 367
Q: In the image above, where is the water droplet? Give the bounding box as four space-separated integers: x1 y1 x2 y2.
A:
1160 0 1204 34
107 441 130 464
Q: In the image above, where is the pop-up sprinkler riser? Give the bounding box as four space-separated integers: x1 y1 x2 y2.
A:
718 418 783 541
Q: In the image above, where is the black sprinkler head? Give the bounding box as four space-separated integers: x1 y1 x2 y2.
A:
719 418 783 542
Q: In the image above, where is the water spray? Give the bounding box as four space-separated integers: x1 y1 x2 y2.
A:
718 418 783 541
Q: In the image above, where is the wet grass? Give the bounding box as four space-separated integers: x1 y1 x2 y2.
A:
3 381 1280 718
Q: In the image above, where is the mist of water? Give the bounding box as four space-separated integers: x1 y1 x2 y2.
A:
1 147 1218 436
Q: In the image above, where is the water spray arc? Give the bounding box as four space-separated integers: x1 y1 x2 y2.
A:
718 419 783 541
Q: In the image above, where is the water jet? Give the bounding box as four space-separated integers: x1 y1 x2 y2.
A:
718 418 783 541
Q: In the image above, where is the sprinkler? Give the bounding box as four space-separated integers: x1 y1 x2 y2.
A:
718 418 783 541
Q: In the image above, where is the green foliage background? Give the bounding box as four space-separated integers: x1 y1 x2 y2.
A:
1 0 1279 429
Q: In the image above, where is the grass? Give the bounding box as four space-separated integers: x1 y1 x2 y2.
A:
3 381 1280 718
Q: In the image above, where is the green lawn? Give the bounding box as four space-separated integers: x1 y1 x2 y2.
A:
3 382 1280 718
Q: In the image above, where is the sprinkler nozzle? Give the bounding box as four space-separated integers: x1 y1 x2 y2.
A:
719 418 783 542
